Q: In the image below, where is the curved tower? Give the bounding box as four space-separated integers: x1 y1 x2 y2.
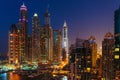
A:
62 21 68 60
8 24 19 64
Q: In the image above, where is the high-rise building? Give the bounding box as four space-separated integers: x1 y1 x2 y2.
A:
69 39 92 80
8 24 19 64
114 6 120 79
19 3 28 63
88 36 97 68
31 13 41 62
96 54 102 79
62 21 68 60
53 30 62 63
83 36 97 79
40 10 53 63
102 32 114 80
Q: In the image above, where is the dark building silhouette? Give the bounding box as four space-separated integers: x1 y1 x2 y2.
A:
102 32 114 80
114 6 120 79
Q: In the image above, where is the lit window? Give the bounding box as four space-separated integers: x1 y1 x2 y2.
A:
115 55 119 59
115 48 119 52
87 67 91 72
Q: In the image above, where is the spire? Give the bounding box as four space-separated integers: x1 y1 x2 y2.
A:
23 2 25 6
45 4 50 26
20 2 27 11
63 20 67 27
21 2 26 7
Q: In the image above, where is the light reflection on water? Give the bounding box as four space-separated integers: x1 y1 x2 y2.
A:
0 73 7 80
0 72 21 80
0 72 68 80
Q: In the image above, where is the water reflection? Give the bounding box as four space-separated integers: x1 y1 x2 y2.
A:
8 72 21 80
0 73 7 80
0 72 68 80
0 72 21 80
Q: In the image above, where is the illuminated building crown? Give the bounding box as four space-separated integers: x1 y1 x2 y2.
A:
104 32 113 39
20 3 27 11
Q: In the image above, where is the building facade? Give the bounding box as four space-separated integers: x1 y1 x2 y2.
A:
62 21 68 60
114 6 120 79
53 30 62 63
8 24 19 64
31 13 41 62
69 39 92 80
88 36 97 68
102 32 114 80
19 3 28 63
40 10 53 63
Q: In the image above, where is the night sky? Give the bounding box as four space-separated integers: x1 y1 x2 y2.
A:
0 0 120 54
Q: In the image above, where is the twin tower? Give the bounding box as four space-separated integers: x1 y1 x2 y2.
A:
8 3 68 64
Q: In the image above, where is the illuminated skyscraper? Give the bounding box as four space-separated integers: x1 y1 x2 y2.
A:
31 13 41 62
102 32 114 80
19 3 28 63
114 6 120 79
88 36 97 68
40 10 53 63
53 30 62 63
8 24 19 64
62 21 68 60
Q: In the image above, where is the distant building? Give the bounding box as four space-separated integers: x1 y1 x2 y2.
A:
62 21 68 60
0 53 8 64
88 36 97 68
8 24 19 64
53 30 62 63
102 32 114 80
8 3 67 65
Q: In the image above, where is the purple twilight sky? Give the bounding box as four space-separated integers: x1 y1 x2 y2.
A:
0 0 120 53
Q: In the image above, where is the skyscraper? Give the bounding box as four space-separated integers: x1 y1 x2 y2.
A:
53 30 62 63
69 42 92 80
31 13 41 62
19 3 28 63
88 36 97 68
102 32 114 80
40 10 53 63
8 24 19 64
114 6 120 79
62 21 68 60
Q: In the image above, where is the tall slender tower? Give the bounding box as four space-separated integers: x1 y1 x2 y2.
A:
62 21 68 60
19 3 28 63
32 13 41 62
